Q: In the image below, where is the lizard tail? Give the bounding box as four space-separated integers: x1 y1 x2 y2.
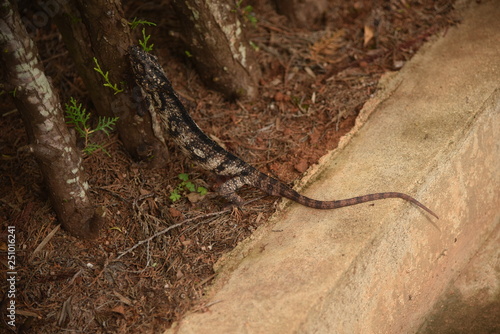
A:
254 173 439 219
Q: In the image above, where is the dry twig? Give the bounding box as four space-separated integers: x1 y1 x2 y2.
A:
116 209 231 259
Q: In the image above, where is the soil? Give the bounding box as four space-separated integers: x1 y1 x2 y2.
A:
0 1 459 333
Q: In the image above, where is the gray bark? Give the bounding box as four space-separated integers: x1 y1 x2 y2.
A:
0 0 102 238
172 0 261 99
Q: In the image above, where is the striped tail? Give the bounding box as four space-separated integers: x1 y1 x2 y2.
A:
255 172 439 219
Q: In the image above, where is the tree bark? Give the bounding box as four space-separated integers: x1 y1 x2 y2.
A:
0 0 102 238
172 0 261 99
52 0 168 164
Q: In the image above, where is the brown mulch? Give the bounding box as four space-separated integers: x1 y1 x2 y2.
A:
0 1 460 333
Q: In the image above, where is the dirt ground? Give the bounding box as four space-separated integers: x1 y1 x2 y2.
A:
0 1 459 333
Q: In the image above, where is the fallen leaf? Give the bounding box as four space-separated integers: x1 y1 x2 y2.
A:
111 305 126 316
187 192 205 203
364 24 374 46
169 207 183 217
294 159 309 173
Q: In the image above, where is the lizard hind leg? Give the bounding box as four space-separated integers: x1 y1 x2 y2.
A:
218 175 248 206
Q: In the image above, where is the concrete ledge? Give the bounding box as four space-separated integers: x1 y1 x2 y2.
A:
166 2 500 333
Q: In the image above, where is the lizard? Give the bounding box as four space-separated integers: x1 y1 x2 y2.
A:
128 46 438 219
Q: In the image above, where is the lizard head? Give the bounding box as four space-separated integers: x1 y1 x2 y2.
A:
128 46 167 92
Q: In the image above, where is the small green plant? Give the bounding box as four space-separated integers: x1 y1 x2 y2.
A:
249 40 259 51
139 28 154 52
128 18 156 51
170 173 208 202
235 0 258 26
68 14 82 24
4 87 17 97
65 97 119 156
291 95 310 113
93 58 124 94
128 17 157 29
0 84 14 97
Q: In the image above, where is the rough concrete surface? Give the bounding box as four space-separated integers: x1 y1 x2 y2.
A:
417 222 500 333
166 1 500 333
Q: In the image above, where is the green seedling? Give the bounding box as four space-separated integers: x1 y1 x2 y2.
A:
93 58 124 94
170 173 208 202
128 17 157 29
129 18 156 52
65 97 119 156
235 1 258 26
249 40 259 51
139 28 154 52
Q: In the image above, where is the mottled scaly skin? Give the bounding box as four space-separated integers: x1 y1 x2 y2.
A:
129 46 438 218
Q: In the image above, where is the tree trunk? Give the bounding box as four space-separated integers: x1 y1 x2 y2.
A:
172 0 261 99
273 0 328 28
53 0 168 164
0 0 102 238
